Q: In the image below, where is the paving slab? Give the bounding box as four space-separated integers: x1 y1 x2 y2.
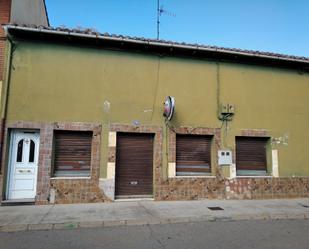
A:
0 198 309 232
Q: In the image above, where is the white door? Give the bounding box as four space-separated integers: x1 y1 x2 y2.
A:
7 130 40 200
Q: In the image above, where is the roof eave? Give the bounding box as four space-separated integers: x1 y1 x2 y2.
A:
4 25 309 68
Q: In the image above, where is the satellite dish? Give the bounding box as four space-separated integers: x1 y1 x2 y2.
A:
163 96 175 121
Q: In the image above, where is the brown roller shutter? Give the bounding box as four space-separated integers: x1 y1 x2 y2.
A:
236 137 268 171
54 131 92 176
176 134 212 176
115 133 154 197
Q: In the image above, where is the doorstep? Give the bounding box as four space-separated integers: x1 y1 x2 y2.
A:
115 195 154 202
1 198 35 206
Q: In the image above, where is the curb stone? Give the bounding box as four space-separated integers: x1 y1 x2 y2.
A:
79 221 104 228
255 213 271 220
53 223 78 230
0 224 28 232
1 213 309 233
157 218 170 225
209 217 232 222
269 213 289 220
167 217 191 224
286 213 307 219
230 214 253 221
143 219 162 225
125 219 149 226
28 224 53 231
103 220 126 227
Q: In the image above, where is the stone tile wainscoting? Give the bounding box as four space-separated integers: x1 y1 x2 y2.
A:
156 177 309 201
157 177 226 200
224 177 309 199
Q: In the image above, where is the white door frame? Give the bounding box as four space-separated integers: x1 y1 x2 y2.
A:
6 129 40 200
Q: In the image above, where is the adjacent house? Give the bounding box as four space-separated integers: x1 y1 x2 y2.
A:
0 0 49 81
0 24 308 204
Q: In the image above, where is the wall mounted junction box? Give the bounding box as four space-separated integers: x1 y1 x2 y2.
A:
218 149 233 165
220 103 235 114
221 163 236 179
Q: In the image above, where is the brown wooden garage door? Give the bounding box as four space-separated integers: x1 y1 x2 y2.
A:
115 133 154 198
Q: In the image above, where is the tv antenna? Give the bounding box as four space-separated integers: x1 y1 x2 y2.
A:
157 0 176 40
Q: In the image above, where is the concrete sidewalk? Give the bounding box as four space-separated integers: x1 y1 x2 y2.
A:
1 198 309 232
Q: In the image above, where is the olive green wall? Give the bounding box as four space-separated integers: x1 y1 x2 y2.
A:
5 41 309 177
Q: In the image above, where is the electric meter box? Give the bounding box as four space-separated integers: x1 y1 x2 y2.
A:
218 150 233 165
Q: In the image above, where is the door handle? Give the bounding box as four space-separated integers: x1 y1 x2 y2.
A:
18 169 31 173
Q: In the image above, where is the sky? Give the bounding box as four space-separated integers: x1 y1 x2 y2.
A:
45 0 309 57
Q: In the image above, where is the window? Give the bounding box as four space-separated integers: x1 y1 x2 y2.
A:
176 134 212 176
236 136 268 176
16 139 24 162
29 140 35 163
53 130 92 177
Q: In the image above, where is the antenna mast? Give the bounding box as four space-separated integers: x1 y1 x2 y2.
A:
157 0 160 40
157 0 175 40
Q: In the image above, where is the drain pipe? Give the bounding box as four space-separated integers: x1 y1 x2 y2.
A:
0 28 15 174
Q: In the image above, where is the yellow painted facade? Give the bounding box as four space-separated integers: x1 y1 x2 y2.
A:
4 41 309 177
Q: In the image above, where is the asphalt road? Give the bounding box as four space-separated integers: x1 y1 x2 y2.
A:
1 219 309 249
